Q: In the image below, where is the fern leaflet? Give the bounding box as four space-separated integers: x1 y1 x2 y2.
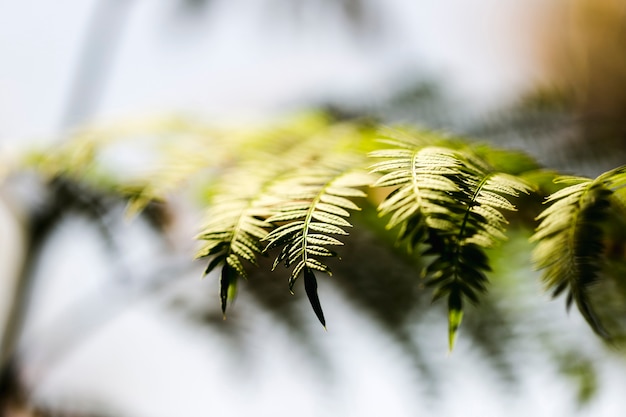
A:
263 163 372 327
531 165 626 338
195 168 276 316
371 138 531 350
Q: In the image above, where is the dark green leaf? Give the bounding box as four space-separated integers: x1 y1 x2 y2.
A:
304 267 326 328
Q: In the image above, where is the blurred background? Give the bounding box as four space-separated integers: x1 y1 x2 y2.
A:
1 0 626 416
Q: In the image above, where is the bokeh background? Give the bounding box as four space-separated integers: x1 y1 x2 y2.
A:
1 1 626 416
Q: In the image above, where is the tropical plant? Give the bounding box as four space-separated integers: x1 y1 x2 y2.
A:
14 113 626 352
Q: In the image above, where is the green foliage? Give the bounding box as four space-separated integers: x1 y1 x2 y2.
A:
19 113 626 350
370 136 533 349
192 115 376 318
531 166 626 338
263 162 372 326
195 164 277 315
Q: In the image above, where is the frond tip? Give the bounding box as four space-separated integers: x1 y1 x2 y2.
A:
304 267 326 328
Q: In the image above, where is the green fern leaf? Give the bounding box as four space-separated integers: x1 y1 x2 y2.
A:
263 164 372 326
304 267 326 328
371 137 532 350
531 165 626 338
195 167 278 316
193 120 373 317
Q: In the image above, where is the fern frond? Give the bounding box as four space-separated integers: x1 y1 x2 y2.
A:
371 138 532 350
371 146 461 241
531 165 626 338
263 161 373 327
195 166 278 316
192 116 378 320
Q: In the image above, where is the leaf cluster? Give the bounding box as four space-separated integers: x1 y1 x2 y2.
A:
20 113 626 350
371 137 533 349
194 117 376 322
531 166 626 338
263 164 373 326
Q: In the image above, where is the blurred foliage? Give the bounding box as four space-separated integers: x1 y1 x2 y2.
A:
4 1 626 415
531 168 626 338
5 112 625 415
15 112 626 352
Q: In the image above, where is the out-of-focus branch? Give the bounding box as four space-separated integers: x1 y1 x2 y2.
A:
60 0 137 129
0 0 136 407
